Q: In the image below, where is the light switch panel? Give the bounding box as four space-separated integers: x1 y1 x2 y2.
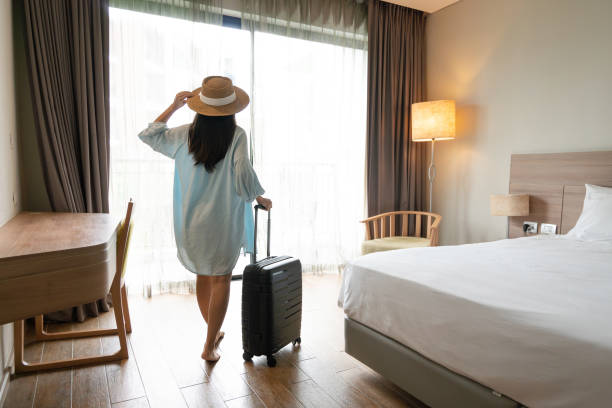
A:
541 223 557 235
523 221 538 234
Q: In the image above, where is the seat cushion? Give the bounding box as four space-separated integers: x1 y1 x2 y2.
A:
361 236 431 255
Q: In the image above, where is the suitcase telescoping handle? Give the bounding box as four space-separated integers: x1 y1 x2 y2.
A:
252 204 271 263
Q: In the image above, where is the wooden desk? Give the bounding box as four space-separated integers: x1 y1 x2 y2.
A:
0 212 119 325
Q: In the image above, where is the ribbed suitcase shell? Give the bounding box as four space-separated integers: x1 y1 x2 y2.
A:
241 255 302 359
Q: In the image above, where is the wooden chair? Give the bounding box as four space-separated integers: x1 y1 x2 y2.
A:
14 200 135 373
360 211 442 255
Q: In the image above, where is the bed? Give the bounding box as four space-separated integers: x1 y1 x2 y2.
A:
339 151 612 408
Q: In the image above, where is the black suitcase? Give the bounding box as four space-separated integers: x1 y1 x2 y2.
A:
241 204 302 367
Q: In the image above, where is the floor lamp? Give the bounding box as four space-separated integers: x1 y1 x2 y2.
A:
411 100 456 212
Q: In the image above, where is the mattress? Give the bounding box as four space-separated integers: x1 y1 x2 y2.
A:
338 236 612 408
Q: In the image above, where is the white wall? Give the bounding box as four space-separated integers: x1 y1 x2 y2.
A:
426 0 612 245
0 0 20 403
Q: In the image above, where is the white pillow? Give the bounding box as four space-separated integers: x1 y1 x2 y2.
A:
566 184 612 241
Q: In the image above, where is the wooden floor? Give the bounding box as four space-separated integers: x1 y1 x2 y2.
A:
4 274 425 408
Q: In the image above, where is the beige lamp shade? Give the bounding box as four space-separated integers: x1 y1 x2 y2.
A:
411 100 456 141
490 194 530 216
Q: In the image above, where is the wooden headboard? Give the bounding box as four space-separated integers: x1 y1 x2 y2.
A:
508 151 612 238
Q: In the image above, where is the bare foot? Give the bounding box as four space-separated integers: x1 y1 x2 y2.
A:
215 331 225 346
201 348 220 362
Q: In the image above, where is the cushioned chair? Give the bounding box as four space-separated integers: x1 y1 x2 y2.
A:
14 200 134 373
361 211 441 255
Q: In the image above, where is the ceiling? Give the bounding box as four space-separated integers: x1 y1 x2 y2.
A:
382 0 460 13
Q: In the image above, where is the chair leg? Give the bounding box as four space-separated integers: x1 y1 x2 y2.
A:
34 311 118 341
34 315 44 340
111 283 129 359
13 320 26 373
13 286 130 373
121 284 132 334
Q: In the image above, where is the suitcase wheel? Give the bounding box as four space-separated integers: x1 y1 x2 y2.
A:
292 337 302 347
266 355 277 367
243 351 253 362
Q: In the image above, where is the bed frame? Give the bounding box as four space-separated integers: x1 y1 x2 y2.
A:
344 151 612 408
345 318 520 407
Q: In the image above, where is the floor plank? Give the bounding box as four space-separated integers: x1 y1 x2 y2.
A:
173 296 253 402
287 379 342 408
354 365 428 408
111 397 150 408
224 394 266 408
293 357 377 408
241 368 304 408
202 356 253 401
247 350 310 386
100 309 147 404
127 301 188 408
3 323 44 408
181 382 226 408
33 323 73 408
146 295 209 388
339 366 420 408
72 317 112 408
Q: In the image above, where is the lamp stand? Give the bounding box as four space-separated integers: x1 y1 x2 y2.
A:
428 138 436 213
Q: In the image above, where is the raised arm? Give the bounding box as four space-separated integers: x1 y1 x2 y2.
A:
155 91 195 123
138 91 194 159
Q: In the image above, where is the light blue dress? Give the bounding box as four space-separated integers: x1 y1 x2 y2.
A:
138 122 264 276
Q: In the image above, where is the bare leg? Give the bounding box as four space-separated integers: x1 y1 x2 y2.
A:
201 274 232 362
196 275 226 347
196 275 211 324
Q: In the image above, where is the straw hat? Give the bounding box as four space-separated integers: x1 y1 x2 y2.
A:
187 76 249 116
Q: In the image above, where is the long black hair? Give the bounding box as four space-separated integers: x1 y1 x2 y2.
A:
188 113 236 172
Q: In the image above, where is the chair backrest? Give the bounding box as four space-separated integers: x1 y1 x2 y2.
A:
116 200 134 284
361 211 442 246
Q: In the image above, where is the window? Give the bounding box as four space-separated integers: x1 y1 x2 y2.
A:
109 8 366 294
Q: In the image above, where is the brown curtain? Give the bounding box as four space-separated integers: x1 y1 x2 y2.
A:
24 0 111 322
366 0 426 218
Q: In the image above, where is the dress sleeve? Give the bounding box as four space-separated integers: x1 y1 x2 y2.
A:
233 130 265 201
138 122 188 159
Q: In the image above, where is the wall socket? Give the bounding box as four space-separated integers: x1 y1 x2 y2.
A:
522 221 538 234
540 223 557 235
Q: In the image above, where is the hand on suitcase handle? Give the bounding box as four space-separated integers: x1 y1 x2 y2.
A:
255 196 272 211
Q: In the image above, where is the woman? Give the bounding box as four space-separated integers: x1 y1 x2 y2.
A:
138 76 271 362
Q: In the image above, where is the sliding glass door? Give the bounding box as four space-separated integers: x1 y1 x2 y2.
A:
109 7 366 295
251 31 367 273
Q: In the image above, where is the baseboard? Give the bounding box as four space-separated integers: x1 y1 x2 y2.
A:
0 348 14 408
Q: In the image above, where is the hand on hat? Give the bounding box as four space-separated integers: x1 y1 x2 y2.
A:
153 91 196 123
172 91 195 111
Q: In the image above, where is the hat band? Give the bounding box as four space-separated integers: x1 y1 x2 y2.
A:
200 91 236 106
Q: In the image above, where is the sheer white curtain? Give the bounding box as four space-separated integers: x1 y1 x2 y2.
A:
251 32 367 273
109 7 251 295
110 6 367 294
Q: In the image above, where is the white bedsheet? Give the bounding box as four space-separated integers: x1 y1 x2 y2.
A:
339 236 612 408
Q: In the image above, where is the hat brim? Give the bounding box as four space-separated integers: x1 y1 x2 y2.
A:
187 86 250 116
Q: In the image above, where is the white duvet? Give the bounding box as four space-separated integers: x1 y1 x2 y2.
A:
339 236 612 408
